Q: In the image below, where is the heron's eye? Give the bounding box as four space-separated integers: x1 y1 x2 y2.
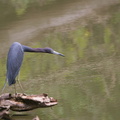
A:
45 48 53 53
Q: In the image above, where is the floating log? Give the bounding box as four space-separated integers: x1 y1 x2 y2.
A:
0 93 58 119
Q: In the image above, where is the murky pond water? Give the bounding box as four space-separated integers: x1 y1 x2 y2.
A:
0 0 120 120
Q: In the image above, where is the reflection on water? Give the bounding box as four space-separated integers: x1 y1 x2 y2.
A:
0 0 120 120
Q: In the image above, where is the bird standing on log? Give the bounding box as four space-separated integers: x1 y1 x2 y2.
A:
2 42 64 93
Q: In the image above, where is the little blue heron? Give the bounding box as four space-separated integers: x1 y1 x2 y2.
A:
2 42 64 93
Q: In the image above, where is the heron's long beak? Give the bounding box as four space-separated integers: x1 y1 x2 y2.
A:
53 51 65 57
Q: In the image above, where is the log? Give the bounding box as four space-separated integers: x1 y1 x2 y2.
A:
0 93 58 119
32 116 40 120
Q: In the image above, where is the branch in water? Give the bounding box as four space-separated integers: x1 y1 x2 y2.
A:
0 93 58 119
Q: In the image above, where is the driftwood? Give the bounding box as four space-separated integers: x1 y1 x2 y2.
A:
32 116 40 120
0 93 58 120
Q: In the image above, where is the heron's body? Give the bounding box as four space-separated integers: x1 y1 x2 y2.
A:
2 42 64 92
7 42 24 85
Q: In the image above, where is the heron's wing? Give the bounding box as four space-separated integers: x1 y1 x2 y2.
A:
6 42 24 86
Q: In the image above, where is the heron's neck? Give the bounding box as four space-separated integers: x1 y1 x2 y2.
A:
22 45 46 53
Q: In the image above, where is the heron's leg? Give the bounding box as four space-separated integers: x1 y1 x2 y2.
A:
14 84 17 94
1 80 7 94
17 72 24 93
17 79 24 93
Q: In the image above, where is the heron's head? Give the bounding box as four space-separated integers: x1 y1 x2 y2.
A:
44 47 64 57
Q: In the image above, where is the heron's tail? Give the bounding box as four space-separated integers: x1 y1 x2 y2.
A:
1 80 7 94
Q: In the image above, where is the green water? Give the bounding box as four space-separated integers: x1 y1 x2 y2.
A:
0 0 120 120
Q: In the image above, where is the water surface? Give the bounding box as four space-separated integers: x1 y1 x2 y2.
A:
0 0 120 120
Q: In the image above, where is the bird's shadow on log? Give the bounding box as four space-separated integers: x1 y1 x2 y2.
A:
0 93 58 120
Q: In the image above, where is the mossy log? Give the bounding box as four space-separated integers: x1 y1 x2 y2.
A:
0 93 58 119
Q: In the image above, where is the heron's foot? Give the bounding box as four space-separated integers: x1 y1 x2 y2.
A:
14 92 18 98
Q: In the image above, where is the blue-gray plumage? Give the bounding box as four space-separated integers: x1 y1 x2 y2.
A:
6 42 64 87
7 42 24 85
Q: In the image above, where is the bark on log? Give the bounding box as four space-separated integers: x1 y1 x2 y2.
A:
32 116 40 120
0 93 58 119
